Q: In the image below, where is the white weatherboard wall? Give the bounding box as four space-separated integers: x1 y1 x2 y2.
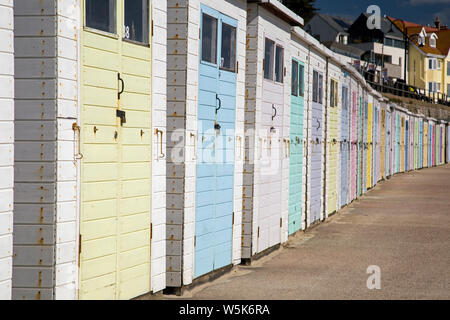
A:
243 3 293 257
13 0 79 300
166 0 246 287
151 0 167 293
0 0 14 301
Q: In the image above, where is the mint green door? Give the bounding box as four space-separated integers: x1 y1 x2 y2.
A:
288 59 304 235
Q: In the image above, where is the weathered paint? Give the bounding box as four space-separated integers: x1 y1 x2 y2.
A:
288 58 304 235
0 0 14 300
13 0 80 300
194 4 237 278
79 0 153 300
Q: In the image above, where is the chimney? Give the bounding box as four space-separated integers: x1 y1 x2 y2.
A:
435 16 440 29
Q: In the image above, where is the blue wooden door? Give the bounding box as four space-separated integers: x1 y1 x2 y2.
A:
289 59 304 234
340 85 349 206
195 5 237 278
310 70 324 223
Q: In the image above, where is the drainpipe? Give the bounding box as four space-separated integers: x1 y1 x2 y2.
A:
322 57 329 221
303 44 311 230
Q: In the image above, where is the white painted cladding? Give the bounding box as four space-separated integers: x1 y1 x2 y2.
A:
13 0 79 300
151 0 168 293
166 0 246 287
0 0 13 301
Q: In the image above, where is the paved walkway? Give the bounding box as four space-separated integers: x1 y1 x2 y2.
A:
166 164 450 300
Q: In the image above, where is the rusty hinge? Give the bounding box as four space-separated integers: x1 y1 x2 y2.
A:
280 218 283 227
262 59 265 71
257 227 260 238
78 234 82 266
232 212 235 225
151 20 154 37
236 61 239 73
150 223 153 240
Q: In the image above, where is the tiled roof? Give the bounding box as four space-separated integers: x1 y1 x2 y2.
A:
388 17 450 57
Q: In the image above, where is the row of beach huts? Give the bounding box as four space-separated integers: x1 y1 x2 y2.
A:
0 0 449 300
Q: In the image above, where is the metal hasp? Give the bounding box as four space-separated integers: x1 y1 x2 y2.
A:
270 104 277 133
116 109 126 126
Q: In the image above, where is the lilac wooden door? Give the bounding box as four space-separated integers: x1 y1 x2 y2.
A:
309 69 324 224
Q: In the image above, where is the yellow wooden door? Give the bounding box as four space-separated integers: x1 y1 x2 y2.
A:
79 0 152 300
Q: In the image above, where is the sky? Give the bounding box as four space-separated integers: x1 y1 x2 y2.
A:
315 0 450 26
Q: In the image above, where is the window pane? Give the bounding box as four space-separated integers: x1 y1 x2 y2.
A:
201 14 218 64
313 71 318 102
318 74 323 104
299 65 304 96
330 80 335 107
275 46 284 83
264 38 274 80
291 60 298 96
124 0 149 43
86 0 116 33
220 23 236 71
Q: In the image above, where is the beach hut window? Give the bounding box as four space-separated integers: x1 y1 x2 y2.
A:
201 13 218 64
124 0 149 44
275 46 284 83
313 71 323 104
299 65 304 96
85 0 116 34
220 23 236 72
291 60 299 96
264 38 275 80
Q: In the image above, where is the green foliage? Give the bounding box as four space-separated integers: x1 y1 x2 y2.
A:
281 0 319 24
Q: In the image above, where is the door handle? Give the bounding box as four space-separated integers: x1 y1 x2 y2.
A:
118 73 125 100
155 129 165 159
215 94 222 115
72 122 83 161
272 105 277 121
190 132 197 160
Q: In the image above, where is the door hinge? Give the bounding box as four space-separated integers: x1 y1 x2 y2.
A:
232 212 235 225
78 234 82 266
199 28 201 39
236 61 239 73
280 218 283 228
150 223 153 240
257 227 260 238
262 59 265 71
194 236 196 247
151 20 154 37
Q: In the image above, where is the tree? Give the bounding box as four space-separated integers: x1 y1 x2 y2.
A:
281 0 319 24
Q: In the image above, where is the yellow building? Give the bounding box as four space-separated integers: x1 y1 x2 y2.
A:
390 17 450 98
